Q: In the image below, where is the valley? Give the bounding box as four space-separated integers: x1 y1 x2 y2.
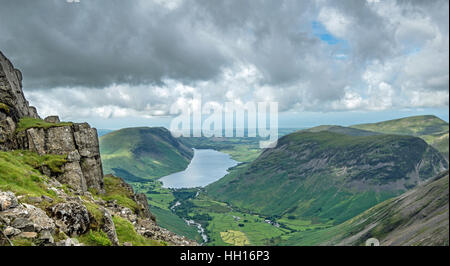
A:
98 115 449 246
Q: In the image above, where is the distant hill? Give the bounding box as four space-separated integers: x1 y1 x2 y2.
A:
283 171 449 246
100 127 193 181
351 115 449 159
351 115 448 136
97 129 113 137
301 125 381 136
207 131 448 224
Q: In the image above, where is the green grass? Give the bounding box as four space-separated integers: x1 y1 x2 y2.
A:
10 237 34 246
16 117 73 133
99 176 139 212
282 172 449 246
149 206 201 241
78 230 112 246
0 150 65 198
112 216 164 246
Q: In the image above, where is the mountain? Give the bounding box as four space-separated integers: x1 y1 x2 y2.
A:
283 170 449 246
97 129 113 137
100 127 193 181
1 51 195 246
351 115 449 159
206 131 448 224
301 125 381 136
351 115 448 136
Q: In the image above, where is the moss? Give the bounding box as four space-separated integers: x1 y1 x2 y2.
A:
0 102 10 114
78 230 112 246
16 117 73 133
53 230 68 243
112 216 162 246
10 237 34 246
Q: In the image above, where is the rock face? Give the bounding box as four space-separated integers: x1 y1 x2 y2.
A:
0 51 39 122
15 123 105 193
1 51 104 193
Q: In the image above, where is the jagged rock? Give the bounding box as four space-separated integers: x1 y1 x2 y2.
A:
100 208 119 246
44 116 60 123
0 191 19 211
39 230 54 244
0 203 55 233
41 195 54 203
134 193 155 221
3 226 21 237
0 51 40 122
27 197 42 204
49 202 90 237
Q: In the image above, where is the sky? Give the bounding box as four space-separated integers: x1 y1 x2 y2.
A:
0 0 448 129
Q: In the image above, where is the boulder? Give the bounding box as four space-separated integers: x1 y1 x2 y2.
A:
44 116 60 123
49 202 90 236
0 203 55 233
0 191 19 211
3 226 21 237
100 208 119 246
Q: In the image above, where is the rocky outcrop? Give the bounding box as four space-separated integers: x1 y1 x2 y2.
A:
0 51 196 246
0 192 56 245
1 51 104 194
15 122 105 193
49 202 90 237
0 51 39 122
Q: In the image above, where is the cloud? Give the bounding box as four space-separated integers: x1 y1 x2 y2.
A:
1 0 448 121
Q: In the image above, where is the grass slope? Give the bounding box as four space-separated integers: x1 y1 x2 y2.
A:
100 127 193 181
282 171 449 246
206 131 448 224
351 115 449 159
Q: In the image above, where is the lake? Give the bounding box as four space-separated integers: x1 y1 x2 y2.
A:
159 149 238 188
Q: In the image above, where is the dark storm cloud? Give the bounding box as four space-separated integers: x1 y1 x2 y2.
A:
0 0 448 119
0 0 230 88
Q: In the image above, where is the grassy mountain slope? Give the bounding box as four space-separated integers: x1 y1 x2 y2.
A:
100 127 193 181
351 115 449 159
283 171 449 246
302 125 381 136
207 131 448 224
